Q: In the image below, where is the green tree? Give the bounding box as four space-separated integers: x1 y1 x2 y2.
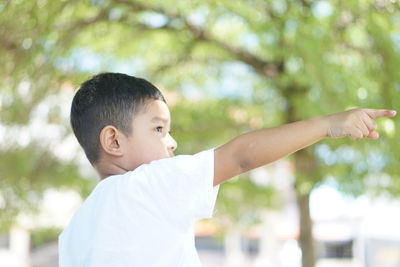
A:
0 0 96 229
1 1 399 266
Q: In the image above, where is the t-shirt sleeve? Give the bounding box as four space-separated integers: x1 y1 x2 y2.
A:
138 148 219 222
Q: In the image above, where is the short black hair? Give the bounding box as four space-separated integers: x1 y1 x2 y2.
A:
70 72 166 165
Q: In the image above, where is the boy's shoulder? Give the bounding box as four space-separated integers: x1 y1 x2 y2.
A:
91 149 215 199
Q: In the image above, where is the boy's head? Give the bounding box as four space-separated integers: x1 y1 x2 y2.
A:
70 72 177 178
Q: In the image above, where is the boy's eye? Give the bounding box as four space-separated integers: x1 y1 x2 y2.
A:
155 126 163 133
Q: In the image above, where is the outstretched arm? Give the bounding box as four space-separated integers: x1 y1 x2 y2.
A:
213 108 397 186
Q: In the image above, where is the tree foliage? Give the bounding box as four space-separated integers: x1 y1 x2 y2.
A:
1 0 399 265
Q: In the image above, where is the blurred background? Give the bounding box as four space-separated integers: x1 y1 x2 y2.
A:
0 0 399 266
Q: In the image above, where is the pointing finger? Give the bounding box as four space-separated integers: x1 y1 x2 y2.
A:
364 109 397 119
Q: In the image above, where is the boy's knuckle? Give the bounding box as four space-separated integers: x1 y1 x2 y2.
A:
345 120 354 128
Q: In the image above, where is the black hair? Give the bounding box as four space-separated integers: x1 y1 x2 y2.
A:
70 72 166 166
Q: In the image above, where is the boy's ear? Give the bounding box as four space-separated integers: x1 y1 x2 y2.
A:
99 126 124 157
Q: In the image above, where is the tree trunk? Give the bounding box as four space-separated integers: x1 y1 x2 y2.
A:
296 190 315 267
283 86 319 267
293 147 319 267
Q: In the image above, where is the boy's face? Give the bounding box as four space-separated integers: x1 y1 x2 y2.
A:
123 99 177 170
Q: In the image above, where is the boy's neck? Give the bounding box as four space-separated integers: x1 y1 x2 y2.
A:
96 160 129 180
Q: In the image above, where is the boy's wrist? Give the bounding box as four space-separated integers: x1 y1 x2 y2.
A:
311 115 330 139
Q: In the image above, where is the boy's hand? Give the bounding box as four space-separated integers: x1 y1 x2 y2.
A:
325 108 397 140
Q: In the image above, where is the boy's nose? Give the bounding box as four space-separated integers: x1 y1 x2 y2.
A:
168 136 178 151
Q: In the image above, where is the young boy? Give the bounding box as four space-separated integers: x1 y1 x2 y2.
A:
59 72 396 266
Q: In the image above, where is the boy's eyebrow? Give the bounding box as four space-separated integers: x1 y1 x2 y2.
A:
150 116 170 124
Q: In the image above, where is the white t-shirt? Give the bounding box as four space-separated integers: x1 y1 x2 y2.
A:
58 148 220 267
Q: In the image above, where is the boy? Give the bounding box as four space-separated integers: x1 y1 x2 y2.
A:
59 72 396 266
